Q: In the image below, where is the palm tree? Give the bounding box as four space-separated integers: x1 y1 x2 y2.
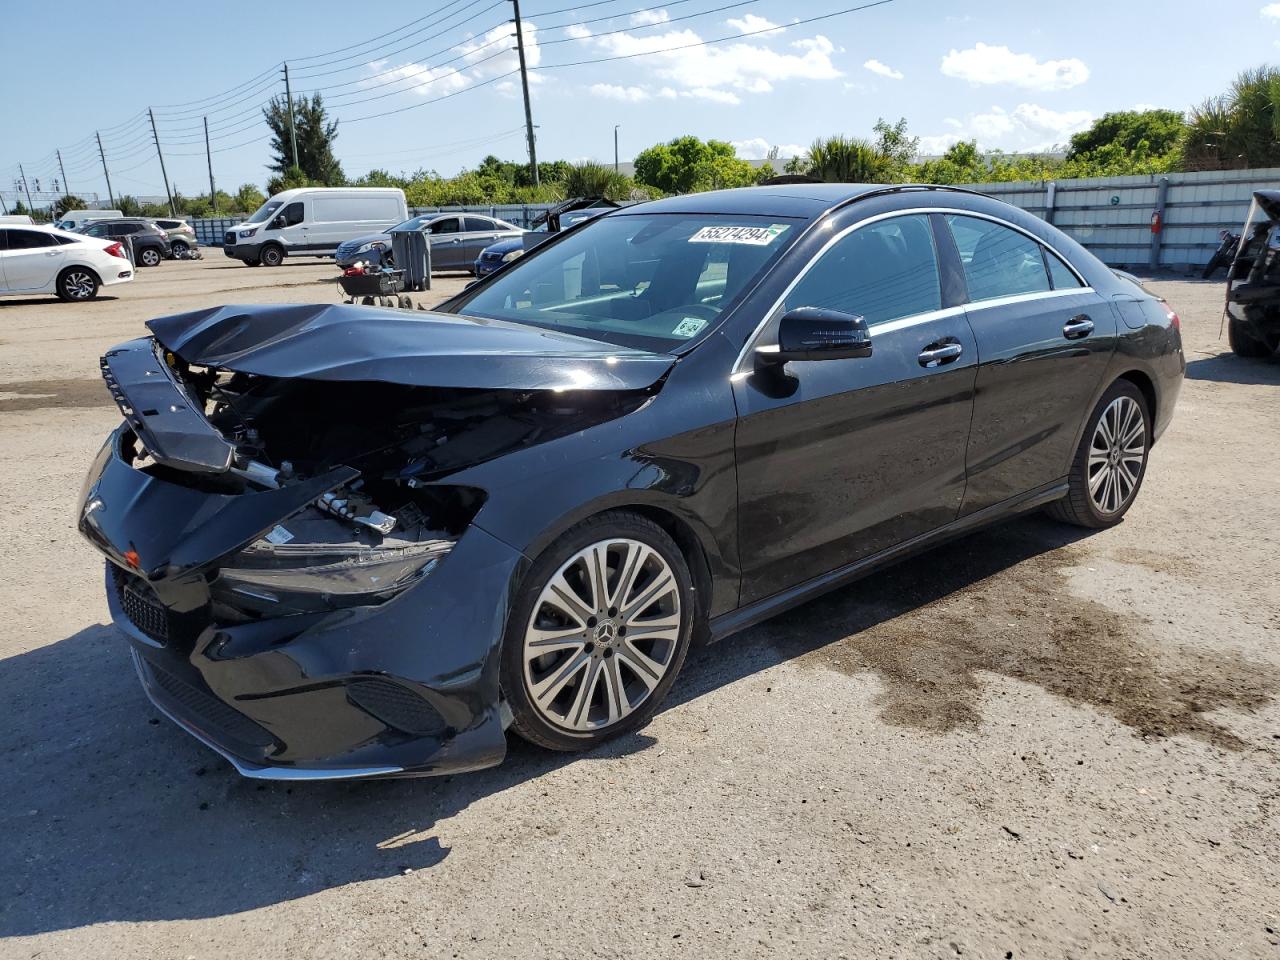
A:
803 136 891 183
559 161 630 199
1183 66 1280 171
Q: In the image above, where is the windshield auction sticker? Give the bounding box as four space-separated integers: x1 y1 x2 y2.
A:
672 317 708 338
688 224 789 245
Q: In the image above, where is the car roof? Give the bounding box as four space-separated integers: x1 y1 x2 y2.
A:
619 183 991 222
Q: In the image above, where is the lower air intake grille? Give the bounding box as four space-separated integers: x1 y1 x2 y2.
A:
346 678 449 737
111 567 207 649
146 661 276 750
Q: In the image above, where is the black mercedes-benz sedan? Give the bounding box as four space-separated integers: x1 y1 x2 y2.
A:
77 184 1184 780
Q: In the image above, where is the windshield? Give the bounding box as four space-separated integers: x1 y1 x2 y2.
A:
390 215 435 232
245 200 283 224
453 213 801 352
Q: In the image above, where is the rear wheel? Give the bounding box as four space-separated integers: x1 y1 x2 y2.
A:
1228 316 1273 358
171 240 189 258
138 247 161 267
501 512 694 752
260 244 284 267
56 267 99 302
1046 380 1150 529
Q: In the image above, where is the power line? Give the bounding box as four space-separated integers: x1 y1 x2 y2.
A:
292 0 483 63
539 0 761 45
343 70 520 123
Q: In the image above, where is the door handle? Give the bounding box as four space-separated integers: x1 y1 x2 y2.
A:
46 250 62 256
1063 315 1094 339
918 341 963 368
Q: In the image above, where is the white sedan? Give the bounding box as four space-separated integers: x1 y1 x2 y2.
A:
0 223 134 302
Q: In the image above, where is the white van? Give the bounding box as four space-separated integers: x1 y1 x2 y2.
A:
54 210 123 231
0 214 35 225
222 187 407 266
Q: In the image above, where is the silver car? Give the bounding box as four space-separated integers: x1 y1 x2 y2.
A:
152 218 199 258
335 214 523 273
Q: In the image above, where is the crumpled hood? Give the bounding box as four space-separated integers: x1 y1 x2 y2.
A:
148 303 675 392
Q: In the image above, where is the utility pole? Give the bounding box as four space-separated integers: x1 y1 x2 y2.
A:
147 108 175 215
18 162 35 212
203 116 217 212
511 0 539 187
614 124 620 174
56 149 70 199
95 131 116 208
282 62 299 170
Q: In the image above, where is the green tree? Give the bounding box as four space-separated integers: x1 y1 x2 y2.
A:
913 140 986 184
264 93 345 185
117 195 143 216
803 135 891 183
873 117 920 176
265 165 313 197
1183 66 1280 170
233 183 266 213
633 136 757 194
52 194 85 218
1068 109 1185 159
560 161 631 199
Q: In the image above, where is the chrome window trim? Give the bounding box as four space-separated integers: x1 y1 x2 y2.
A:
731 206 1092 374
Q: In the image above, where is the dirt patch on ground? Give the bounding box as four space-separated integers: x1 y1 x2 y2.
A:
0 378 112 412
767 519 1276 750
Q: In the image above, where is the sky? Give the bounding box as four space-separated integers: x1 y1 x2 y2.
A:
2 0 1278 208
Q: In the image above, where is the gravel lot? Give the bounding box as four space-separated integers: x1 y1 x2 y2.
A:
1 257 1277 960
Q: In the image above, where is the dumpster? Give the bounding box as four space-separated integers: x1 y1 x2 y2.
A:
388 225 432 292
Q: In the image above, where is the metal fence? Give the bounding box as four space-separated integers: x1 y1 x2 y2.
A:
967 167 1280 269
185 169 1280 270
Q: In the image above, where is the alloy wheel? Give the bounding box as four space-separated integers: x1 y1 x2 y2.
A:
63 271 95 300
1087 395 1146 515
522 538 681 732
140 249 160 266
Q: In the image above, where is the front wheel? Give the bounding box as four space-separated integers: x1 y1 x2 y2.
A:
501 512 694 752
260 244 284 267
138 247 161 267
1046 380 1150 529
1228 317 1273 358
171 240 189 258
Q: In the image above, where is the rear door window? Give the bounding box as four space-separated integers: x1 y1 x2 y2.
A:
7 229 59 249
465 217 495 232
1045 249 1084 289
945 215 1050 301
430 217 461 234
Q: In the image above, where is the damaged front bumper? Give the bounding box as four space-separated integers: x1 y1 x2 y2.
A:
80 423 525 780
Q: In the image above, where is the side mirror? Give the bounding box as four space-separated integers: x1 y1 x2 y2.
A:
756 307 872 366
269 216 285 230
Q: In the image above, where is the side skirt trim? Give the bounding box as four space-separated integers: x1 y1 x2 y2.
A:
708 479 1068 642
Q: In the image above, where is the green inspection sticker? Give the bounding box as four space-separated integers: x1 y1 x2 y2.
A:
688 223 789 245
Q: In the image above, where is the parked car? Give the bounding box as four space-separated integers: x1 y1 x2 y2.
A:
152 218 199 258
54 209 123 231
0 214 36 225
1 223 133 301
1222 189 1280 357
223 187 407 266
78 183 1184 780
79 218 171 267
336 213 524 272
475 201 614 277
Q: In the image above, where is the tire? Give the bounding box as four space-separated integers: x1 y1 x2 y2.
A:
1046 380 1151 529
138 247 161 267
1228 317 1272 358
241 257 260 267
501 511 694 752
55 267 100 302
171 240 189 258
260 244 284 267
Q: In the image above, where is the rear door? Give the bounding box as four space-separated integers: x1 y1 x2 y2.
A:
733 212 978 602
428 216 463 269
1 228 66 291
942 213 1116 514
463 216 500 263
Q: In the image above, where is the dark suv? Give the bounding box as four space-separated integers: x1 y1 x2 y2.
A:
80 219 172 267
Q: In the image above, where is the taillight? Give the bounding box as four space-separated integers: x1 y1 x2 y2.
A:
1166 308 1181 333
105 242 126 260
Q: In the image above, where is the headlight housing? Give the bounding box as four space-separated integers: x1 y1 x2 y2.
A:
500 248 525 263
240 228 258 239
215 531 453 614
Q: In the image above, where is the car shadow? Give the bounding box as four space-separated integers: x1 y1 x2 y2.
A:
0 295 120 307
2 514 1273 936
1186 351 1280 384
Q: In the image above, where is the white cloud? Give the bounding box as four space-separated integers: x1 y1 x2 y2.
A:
726 13 783 35
365 21 549 99
730 137 805 159
658 86 679 99
863 58 903 80
589 83 651 102
567 25 841 102
631 9 669 26
565 23 592 39
922 102 1094 154
362 58 471 97
1262 3 1280 18
940 42 1089 90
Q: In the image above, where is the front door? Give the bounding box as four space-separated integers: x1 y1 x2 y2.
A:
428 216 464 270
0 228 66 291
733 212 978 604
940 214 1117 515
